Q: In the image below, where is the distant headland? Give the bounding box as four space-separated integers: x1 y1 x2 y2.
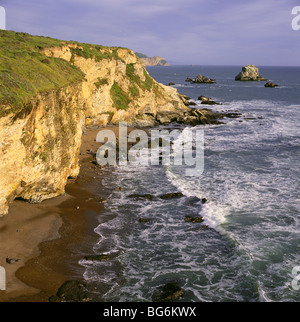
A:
135 52 170 66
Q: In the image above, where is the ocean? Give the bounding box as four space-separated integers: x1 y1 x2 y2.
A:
80 65 300 302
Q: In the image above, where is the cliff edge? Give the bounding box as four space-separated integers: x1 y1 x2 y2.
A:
0 31 226 216
0 31 185 215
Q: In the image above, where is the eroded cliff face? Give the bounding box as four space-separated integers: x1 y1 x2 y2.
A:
0 83 85 215
43 45 187 127
0 39 188 215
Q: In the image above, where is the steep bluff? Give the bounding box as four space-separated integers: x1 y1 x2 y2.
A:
0 83 85 215
42 45 186 127
0 31 189 215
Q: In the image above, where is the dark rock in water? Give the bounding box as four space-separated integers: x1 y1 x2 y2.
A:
152 282 184 302
83 254 113 262
187 101 197 106
192 74 216 84
264 81 279 88
198 95 208 101
224 112 242 118
201 198 207 204
138 217 152 223
155 106 241 127
167 82 175 86
201 100 220 105
185 76 193 82
93 196 107 204
184 215 204 223
186 75 216 84
53 280 94 302
198 95 221 105
128 193 155 201
160 192 184 199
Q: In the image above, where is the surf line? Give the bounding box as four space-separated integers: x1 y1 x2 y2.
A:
95 122 205 177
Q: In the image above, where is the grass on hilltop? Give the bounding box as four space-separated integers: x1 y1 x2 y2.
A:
0 30 128 118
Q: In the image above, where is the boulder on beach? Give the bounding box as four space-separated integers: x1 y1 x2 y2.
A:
49 280 101 302
235 65 267 81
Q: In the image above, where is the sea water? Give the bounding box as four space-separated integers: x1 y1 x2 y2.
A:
81 66 300 302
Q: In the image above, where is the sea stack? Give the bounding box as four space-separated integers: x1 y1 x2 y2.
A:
235 65 267 81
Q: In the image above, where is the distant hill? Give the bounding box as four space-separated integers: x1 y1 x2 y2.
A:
135 53 170 66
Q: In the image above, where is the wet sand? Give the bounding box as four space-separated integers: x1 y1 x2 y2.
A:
0 127 116 302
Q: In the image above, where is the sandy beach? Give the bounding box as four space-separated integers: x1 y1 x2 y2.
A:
0 127 114 302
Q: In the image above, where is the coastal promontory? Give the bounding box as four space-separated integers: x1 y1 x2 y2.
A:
135 52 170 66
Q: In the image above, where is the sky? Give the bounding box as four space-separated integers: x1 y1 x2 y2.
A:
1 0 300 65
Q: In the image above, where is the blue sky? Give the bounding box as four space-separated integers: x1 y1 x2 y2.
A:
1 0 300 65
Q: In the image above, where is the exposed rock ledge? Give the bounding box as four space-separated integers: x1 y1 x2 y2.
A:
235 65 268 81
0 31 231 216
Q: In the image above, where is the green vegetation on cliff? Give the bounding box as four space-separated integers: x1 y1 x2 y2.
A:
126 63 154 91
108 63 155 110
110 81 130 110
0 31 85 117
0 30 128 118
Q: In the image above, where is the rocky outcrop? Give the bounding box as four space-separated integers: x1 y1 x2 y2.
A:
186 74 216 84
264 81 279 88
139 55 170 67
198 95 221 105
235 65 267 81
0 83 84 215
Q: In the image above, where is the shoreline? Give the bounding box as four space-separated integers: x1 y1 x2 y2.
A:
0 127 110 302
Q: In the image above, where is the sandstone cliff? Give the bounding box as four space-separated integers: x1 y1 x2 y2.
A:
0 31 186 215
0 31 230 216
